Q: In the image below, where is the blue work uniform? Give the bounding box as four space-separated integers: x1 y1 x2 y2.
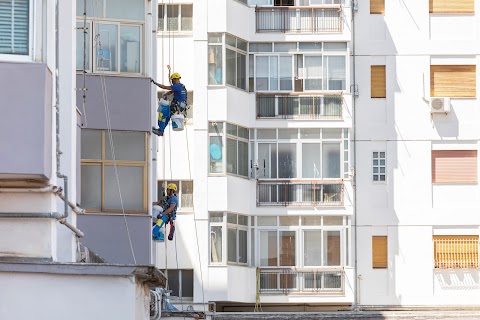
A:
170 83 187 102
166 194 178 219
152 194 178 240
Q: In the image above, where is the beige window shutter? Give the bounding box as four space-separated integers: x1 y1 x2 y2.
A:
432 150 478 183
372 236 388 268
371 65 386 98
430 0 474 14
370 0 385 14
430 65 476 98
433 235 479 268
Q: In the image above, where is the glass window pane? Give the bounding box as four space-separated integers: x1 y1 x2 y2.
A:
304 56 322 90
227 213 237 224
278 129 297 139
274 42 296 52
322 143 341 178
322 128 342 139
76 22 90 70
255 56 269 91
181 181 193 208
238 126 249 139
0 0 29 55
237 52 247 90
302 143 320 178
269 56 278 91
260 231 278 266
279 231 295 266
209 122 223 133
302 216 322 226
239 229 248 263
238 141 249 177
323 216 343 225
105 131 145 161
181 4 193 31
166 4 179 31
226 123 237 136
210 226 223 263
76 0 103 18
208 45 223 85
226 48 236 87
104 166 144 211
323 42 347 51
228 228 237 262
304 231 322 266
227 138 237 174
226 34 236 47
96 23 118 72
249 43 272 52
209 136 223 173
209 212 224 222
237 39 248 51
120 25 141 73
81 165 101 209
158 5 165 31
238 215 248 226
106 0 144 20
257 129 276 139
300 128 320 139
325 56 346 90
299 42 322 52
257 216 277 226
181 270 194 297
279 216 299 226
258 143 277 179
81 130 102 159
278 143 296 178
208 34 222 43
251 229 255 266
165 269 179 297
323 230 341 266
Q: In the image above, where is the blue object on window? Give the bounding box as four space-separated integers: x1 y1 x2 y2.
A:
97 48 110 60
210 144 222 160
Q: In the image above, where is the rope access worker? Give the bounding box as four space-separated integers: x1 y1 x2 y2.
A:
152 183 178 241
151 72 187 137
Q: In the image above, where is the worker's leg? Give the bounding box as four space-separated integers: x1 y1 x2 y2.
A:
152 214 169 240
158 104 171 132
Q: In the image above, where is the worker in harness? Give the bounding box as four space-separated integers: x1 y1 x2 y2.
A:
152 183 178 241
151 72 188 137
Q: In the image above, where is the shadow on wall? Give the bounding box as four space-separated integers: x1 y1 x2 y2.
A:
435 269 480 290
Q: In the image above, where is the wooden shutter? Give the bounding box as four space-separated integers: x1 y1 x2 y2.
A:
372 236 387 268
371 66 386 98
429 0 474 14
430 65 476 98
370 0 385 14
431 150 477 183
433 235 478 268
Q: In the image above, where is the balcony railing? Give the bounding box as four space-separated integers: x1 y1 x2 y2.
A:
257 92 344 120
255 6 342 33
258 268 345 295
257 180 344 207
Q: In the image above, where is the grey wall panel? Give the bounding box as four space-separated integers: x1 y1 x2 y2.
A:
0 62 52 180
77 214 151 265
76 75 151 132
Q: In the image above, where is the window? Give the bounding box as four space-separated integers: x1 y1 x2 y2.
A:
81 130 147 213
433 235 478 268
210 212 249 265
251 42 347 92
162 269 193 300
431 150 477 184
372 236 387 269
158 4 193 32
372 151 386 182
157 181 193 209
76 0 144 74
429 0 474 14
0 0 30 56
430 65 476 98
209 33 247 90
251 128 348 179
209 122 224 174
370 0 385 14
371 65 386 98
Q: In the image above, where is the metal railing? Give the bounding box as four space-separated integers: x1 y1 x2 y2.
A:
258 268 345 295
255 6 342 33
257 92 344 120
434 238 479 269
257 180 343 207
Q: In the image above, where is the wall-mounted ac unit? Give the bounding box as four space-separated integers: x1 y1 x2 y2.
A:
430 97 451 114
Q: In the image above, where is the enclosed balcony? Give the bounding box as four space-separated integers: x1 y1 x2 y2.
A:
256 180 343 207
255 5 342 33
257 92 344 120
258 267 345 295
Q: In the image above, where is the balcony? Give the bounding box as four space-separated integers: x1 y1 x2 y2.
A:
256 92 344 120
257 180 343 207
255 6 342 33
258 267 345 295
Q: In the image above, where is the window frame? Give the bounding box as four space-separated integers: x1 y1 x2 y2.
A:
0 0 34 62
162 269 194 301
80 130 148 214
372 151 386 183
157 3 193 33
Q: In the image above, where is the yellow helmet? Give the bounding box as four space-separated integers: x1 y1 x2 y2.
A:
170 73 181 80
166 183 177 192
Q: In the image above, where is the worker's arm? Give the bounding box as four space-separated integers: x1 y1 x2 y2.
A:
163 203 176 215
150 78 171 90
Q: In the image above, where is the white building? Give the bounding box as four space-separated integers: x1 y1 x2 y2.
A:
0 0 165 319
156 0 480 313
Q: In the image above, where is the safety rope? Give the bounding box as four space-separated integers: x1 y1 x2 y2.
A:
92 0 136 264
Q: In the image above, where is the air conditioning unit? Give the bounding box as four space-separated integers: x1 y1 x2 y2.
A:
430 97 451 114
